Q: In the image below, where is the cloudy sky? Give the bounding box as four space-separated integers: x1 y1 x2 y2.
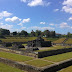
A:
0 0 72 34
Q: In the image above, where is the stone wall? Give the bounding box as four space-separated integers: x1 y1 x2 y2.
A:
42 58 72 72
52 43 72 46
0 57 41 72
0 57 72 72
38 48 72 58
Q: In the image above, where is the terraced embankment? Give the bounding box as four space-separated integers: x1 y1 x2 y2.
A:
0 50 72 72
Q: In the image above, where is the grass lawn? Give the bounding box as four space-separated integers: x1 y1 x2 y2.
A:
0 37 37 42
43 38 58 42
0 62 26 72
25 59 53 67
43 52 72 62
0 37 58 42
36 45 72 52
22 44 27 46
59 66 72 72
65 38 72 44
53 38 66 43
0 51 33 62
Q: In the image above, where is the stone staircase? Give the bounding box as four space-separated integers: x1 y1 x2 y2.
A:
62 38 68 44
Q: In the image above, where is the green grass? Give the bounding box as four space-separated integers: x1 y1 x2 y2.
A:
0 37 37 42
36 45 72 52
0 51 33 62
53 38 66 43
65 38 72 44
0 37 58 42
43 38 58 42
43 52 72 62
0 62 26 72
22 44 27 46
59 66 72 72
25 59 53 67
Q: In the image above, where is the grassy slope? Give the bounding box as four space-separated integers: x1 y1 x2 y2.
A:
65 38 72 44
25 59 53 67
43 52 72 62
0 37 37 42
43 38 58 41
0 62 26 72
53 38 66 43
0 51 33 62
0 37 58 42
36 45 72 52
59 66 72 72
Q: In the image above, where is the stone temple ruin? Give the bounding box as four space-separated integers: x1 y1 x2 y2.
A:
27 37 52 47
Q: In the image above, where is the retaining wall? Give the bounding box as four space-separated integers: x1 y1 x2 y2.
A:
38 48 72 58
0 57 72 72
0 57 41 72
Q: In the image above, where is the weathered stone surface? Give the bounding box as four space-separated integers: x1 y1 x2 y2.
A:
38 48 72 58
27 37 52 47
0 57 72 72
12 42 25 50
0 40 2 44
2 42 12 47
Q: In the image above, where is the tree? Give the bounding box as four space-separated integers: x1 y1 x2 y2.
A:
44 30 50 37
0 28 10 35
12 31 17 36
21 30 28 37
67 32 72 37
31 30 35 37
35 30 41 37
50 31 56 38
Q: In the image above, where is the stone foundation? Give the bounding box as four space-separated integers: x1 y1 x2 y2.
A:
0 57 72 72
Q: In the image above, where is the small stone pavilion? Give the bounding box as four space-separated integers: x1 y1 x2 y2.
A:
27 37 52 47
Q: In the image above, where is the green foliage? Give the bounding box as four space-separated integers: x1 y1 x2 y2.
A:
35 30 42 37
0 62 26 72
20 30 28 37
30 30 35 37
12 31 17 36
0 28 10 35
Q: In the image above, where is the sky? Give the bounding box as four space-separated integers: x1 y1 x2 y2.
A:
0 0 72 34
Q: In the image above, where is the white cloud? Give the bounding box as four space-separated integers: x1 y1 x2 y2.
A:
40 22 46 24
54 9 59 12
30 26 55 30
22 18 30 23
0 11 12 19
28 0 44 6
18 18 30 26
21 0 27 3
0 23 13 30
21 0 51 7
60 22 70 28
18 23 23 26
5 16 21 23
62 0 72 14
49 23 54 26
21 27 26 29
68 17 72 20
0 22 3 25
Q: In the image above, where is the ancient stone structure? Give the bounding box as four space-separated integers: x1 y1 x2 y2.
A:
2 42 12 47
27 37 52 47
12 42 25 50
